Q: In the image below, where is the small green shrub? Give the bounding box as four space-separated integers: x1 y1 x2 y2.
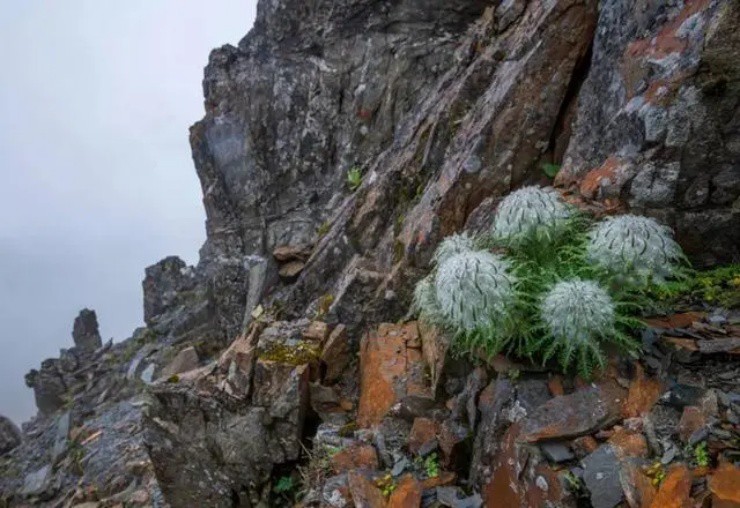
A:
423 452 440 478
347 167 362 191
410 186 689 377
542 163 561 179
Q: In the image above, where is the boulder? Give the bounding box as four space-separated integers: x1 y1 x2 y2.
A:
158 346 200 380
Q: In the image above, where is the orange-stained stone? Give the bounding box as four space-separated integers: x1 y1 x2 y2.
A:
331 443 379 475
548 375 565 397
621 460 656 508
623 364 663 418
580 156 623 199
709 462 740 507
649 464 692 508
608 427 647 459
571 435 598 457
357 324 410 427
408 418 439 455
484 424 568 507
387 475 422 508
421 471 456 489
348 471 387 508
643 312 705 330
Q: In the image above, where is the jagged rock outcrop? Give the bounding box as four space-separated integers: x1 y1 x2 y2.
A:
72 309 102 351
189 0 494 340
0 416 21 456
143 319 318 506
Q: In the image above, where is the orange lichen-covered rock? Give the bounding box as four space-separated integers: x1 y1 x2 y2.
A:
623 364 663 419
649 464 692 508
330 443 379 475
357 322 431 428
709 462 740 508
387 475 422 508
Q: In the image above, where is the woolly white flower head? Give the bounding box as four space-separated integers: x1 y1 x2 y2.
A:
435 250 516 331
492 186 572 246
541 279 615 344
587 214 683 283
433 232 475 266
412 275 442 322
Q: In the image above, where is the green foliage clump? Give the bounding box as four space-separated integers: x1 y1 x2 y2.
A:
411 186 690 377
649 264 740 309
347 166 362 191
423 452 440 478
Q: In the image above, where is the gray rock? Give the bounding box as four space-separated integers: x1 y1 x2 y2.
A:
436 486 483 508
540 441 575 463
0 415 21 455
25 360 67 416
582 445 623 508
72 309 102 351
50 411 70 465
144 357 309 507
158 346 199 380
21 464 51 496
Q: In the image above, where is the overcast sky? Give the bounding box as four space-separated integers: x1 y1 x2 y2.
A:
0 0 257 425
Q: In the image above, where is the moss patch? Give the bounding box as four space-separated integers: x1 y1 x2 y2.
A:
258 341 320 366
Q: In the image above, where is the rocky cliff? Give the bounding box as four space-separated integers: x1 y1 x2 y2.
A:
2 0 739 507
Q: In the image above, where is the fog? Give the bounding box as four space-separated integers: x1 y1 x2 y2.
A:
0 0 257 424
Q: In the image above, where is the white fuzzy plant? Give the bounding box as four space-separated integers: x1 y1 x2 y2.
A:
587 214 684 285
538 279 629 375
491 186 572 247
432 232 476 266
434 250 517 332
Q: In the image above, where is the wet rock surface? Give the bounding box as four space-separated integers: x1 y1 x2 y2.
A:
3 0 740 506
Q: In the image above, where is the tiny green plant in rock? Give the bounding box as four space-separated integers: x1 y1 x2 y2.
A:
692 441 710 468
411 185 689 377
347 166 363 191
424 452 440 478
542 163 561 179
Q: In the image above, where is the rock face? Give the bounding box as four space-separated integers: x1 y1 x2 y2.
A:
191 0 604 331
72 309 101 351
557 0 740 264
143 321 313 507
0 416 21 456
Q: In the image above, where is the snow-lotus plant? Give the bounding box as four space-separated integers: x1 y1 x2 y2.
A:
432 232 475 266
435 250 516 332
491 186 572 248
539 279 624 376
407 186 692 377
587 214 684 285
411 275 443 324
